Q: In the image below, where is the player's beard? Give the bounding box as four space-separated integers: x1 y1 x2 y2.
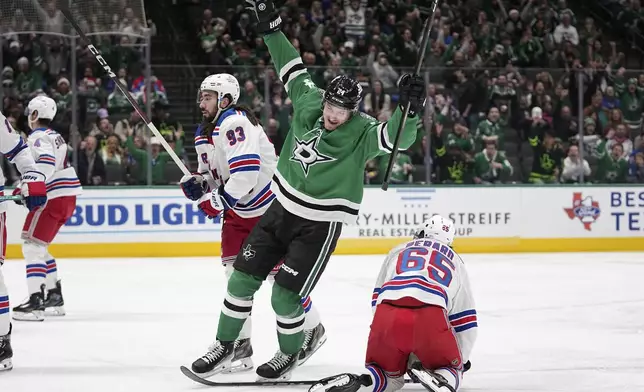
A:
202 109 217 123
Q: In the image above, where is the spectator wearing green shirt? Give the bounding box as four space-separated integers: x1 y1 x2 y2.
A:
15 57 43 100
125 129 184 185
595 143 629 184
473 141 513 184
376 153 414 184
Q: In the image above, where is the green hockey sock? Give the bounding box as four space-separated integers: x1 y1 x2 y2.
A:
271 283 305 355
216 270 263 342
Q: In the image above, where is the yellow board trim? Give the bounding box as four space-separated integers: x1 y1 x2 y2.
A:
4 237 643 260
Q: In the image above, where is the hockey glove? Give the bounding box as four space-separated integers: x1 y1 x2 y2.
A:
180 173 209 201
197 186 233 219
245 0 282 35
13 173 47 211
398 74 426 117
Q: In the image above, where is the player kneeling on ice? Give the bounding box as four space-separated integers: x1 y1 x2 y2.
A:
0 111 48 370
182 0 425 383
180 73 326 376
310 216 478 392
12 96 82 322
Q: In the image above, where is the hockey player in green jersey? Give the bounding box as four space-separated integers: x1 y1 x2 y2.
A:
187 0 425 382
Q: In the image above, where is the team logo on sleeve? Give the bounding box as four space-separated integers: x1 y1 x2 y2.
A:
564 192 600 231
290 135 336 176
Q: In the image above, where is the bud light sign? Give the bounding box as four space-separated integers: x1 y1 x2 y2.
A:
52 189 223 243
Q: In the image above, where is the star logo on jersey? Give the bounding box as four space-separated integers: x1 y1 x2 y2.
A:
242 244 256 261
564 192 601 231
290 135 336 176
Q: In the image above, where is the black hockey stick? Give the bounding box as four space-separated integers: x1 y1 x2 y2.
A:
180 366 418 388
59 5 190 176
381 0 439 191
180 365 318 386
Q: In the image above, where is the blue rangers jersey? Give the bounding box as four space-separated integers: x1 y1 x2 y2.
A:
195 108 278 218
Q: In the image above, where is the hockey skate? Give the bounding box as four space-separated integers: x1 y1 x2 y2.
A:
299 323 327 365
221 338 254 373
43 280 65 317
256 350 299 381
0 325 12 372
410 368 456 392
309 373 372 392
190 340 235 378
12 289 45 322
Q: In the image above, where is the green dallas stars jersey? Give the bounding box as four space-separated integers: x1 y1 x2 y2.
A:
264 31 418 224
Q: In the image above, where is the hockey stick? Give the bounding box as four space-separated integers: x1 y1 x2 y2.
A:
381 0 439 191
0 195 23 201
59 6 190 177
180 365 318 386
180 366 418 388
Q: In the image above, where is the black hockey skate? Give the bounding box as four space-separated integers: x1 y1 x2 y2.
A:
299 323 327 365
12 289 45 322
191 340 235 378
43 280 65 317
309 373 372 392
410 368 456 392
0 324 12 372
256 351 299 381
222 338 254 373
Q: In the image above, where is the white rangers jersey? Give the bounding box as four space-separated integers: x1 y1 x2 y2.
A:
0 112 43 212
195 108 278 218
27 127 82 199
372 238 478 363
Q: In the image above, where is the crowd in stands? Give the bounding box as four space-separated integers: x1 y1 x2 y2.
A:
2 0 644 186
0 0 184 186
196 0 644 185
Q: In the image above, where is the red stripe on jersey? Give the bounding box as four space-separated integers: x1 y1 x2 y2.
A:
229 159 261 169
450 315 477 327
382 278 447 297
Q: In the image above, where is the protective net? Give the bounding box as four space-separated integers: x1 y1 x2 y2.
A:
0 0 148 39
0 0 151 116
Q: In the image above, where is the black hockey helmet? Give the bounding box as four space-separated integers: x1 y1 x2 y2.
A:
323 75 363 111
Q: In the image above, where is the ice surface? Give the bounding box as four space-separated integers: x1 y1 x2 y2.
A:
1 252 644 392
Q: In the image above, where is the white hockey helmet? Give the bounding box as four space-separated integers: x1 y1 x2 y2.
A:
27 95 57 122
199 73 240 119
415 215 456 246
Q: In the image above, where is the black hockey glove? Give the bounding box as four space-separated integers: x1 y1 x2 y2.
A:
245 0 282 35
398 74 426 117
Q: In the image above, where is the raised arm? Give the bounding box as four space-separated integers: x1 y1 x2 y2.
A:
246 0 321 109
361 74 425 160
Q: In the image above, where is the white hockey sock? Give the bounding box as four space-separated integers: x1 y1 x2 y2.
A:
435 367 461 391
45 256 58 290
238 315 253 340
23 241 48 295
0 269 10 335
301 296 322 330
26 263 46 294
365 364 404 392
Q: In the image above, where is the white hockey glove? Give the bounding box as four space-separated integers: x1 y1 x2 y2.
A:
12 172 47 211
197 186 233 219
